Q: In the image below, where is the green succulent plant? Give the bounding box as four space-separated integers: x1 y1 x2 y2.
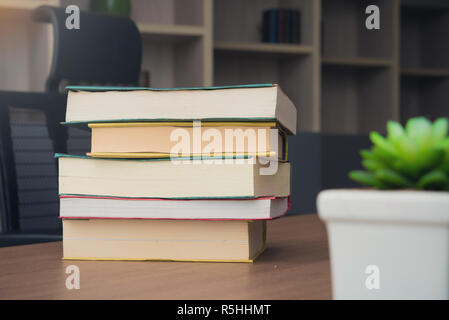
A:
349 117 449 191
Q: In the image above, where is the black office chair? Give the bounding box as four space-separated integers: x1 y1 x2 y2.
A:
0 5 142 246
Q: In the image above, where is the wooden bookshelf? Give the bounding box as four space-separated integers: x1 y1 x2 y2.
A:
1 0 448 134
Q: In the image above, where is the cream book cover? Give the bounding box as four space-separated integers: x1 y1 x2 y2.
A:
57 154 291 199
88 122 287 160
64 84 298 135
63 219 266 262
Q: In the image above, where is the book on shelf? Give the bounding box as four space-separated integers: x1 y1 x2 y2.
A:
57 154 290 199
87 121 288 160
64 84 297 135
62 219 266 262
262 9 301 44
59 195 290 220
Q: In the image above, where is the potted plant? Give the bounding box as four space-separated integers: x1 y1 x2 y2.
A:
317 117 449 299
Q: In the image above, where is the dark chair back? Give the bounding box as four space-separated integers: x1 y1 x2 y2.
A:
0 6 143 239
32 5 142 92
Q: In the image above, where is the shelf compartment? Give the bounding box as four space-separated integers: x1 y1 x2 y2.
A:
214 0 316 46
132 0 209 88
401 77 449 122
321 66 395 134
322 0 395 60
214 41 314 56
322 56 393 68
141 38 206 88
401 7 449 70
131 0 204 26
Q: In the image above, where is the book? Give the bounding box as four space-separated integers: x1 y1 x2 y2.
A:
272 9 279 42
59 195 290 220
57 154 290 199
64 84 297 135
263 9 279 43
62 219 266 262
286 10 292 43
262 10 270 42
88 121 288 160
262 9 301 44
293 10 301 43
279 9 285 43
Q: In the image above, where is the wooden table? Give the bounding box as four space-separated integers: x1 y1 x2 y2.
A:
0 214 332 299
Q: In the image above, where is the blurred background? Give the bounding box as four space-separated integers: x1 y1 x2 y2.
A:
0 0 448 244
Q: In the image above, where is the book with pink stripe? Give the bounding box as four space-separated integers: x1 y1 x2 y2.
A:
60 196 290 220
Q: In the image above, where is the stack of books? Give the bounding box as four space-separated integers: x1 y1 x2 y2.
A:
59 84 297 262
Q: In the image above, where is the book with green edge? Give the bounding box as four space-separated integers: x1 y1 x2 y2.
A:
57 153 291 199
64 83 298 135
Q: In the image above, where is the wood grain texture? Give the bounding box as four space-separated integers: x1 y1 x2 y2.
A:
0 214 332 300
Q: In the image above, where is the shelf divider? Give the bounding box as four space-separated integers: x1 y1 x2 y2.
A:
401 68 449 78
137 23 205 41
322 56 394 68
214 41 314 56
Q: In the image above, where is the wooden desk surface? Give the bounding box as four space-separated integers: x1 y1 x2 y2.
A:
0 214 331 299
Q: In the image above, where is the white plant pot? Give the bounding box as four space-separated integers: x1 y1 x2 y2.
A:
317 189 449 300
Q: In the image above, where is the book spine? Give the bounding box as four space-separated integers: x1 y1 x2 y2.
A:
292 10 298 44
295 10 301 44
263 9 279 43
262 10 269 42
286 10 292 43
279 9 284 43
272 9 279 42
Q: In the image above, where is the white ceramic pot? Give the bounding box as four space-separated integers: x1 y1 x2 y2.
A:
317 189 449 300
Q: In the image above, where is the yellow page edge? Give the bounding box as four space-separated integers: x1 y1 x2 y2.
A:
88 121 278 128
